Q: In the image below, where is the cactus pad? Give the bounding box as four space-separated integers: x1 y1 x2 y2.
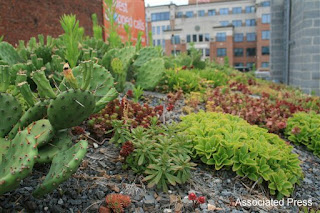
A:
0 130 38 195
136 58 165 90
48 89 95 130
37 131 73 164
32 140 88 198
133 47 160 68
0 93 23 137
8 100 49 140
27 119 54 148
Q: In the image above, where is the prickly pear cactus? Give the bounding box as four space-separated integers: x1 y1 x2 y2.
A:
136 58 165 90
32 140 88 198
115 46 136 70
0 130 38 195
101 48 118 70
0 93 23 137
111 58 126 92
0 138 10 164
37 131 73 164
48 89 95 130
27 119 54 148
133 47 160 68
8 100 50 140
0 42 23 65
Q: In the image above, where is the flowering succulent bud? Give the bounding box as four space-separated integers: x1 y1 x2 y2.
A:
197 196 206 204
188 193 197 201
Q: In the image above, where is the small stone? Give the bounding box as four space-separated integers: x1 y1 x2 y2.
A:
58 198 64 205
26 201 37 210
182 196 193 204
200 203 208 210
98 161 107 168
96 190 105 199
93 143 99 148
163 209 172 213
44 207 49 211
303 178 313 184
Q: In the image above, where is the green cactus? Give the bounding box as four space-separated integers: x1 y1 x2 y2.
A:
136 58 165 90
31 69 56 99
0 42 23 65
0 130 38 195
94 87 118 113
32 140 88 198
48 89 95 130
115 46 136 70
37 131 73 164
111 58 126 92
101 48 118 70
30 54 44 71
8 100 50 140
26 119 54 148
0 65 10 92
133 47 160 68
0 137 10 164
0 93 23 137
16 71 35 107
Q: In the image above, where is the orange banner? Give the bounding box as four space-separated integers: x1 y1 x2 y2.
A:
103 0 147 46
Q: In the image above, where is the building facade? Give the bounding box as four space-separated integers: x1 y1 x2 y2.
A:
146 0 271 70
270 0 320 95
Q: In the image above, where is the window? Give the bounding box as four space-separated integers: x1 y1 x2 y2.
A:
198 10 205 17
232 20 242 27
261 1 270 7
234 33 243 42
152 26 156 35
247 32 256 41
246 19 256 26
187 35 191 43
262 30 270 40
245 6 255 13
220 21 229 26
219 8 229 15
262 46 270 55
246 48 256 56
246 62 254 68
157 39 161 46
162 39 166 49
186 11 194 18
217 48 227 57
171 35 180 44
234 63 244 67
204 33 210 41
208 9 216 16
232 7 242 14
171 50 181 55
193 34 197 42
153 40 156 46
199 34 203 42
151 12 170 22
261 62 269 68
176 12 183 18
167 25 171 30
234 48 244 57
162 26 166 32
205 48 210 57
157 26 161 35
262 14 271 23
216 32 226 42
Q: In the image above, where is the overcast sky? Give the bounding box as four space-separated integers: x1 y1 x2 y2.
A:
144 0 188 6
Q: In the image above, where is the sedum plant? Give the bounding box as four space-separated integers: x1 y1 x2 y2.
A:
285 112 320 157
178 111 304 199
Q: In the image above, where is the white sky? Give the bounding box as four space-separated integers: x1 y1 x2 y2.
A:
144 0 188 6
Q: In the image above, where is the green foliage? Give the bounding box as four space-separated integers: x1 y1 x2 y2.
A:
60 14 82 68
0 35 3 42
178 111 304 198
133 85 144 103
104 0 122 48
196 69 229 87
111 58 126 92
285 112 320 157
91 13 103 40
111 120 195 191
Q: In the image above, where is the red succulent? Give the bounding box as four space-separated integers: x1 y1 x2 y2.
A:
188 193 197 201
197 196 206 204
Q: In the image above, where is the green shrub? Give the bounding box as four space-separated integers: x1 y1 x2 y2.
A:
195 69 229 87
111 120 195 191
285 112 320 157
178 111 303 199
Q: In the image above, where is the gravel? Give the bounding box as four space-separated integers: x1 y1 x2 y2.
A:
1 92 319 212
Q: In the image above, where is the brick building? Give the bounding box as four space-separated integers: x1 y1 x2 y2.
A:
0 0 104 45
270 0 320 95
146 0 271 70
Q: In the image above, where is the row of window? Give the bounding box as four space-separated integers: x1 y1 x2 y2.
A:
234 62 269 68
166 31 269 45
152 25 171 35
219 15 270 27
216 47 269 57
